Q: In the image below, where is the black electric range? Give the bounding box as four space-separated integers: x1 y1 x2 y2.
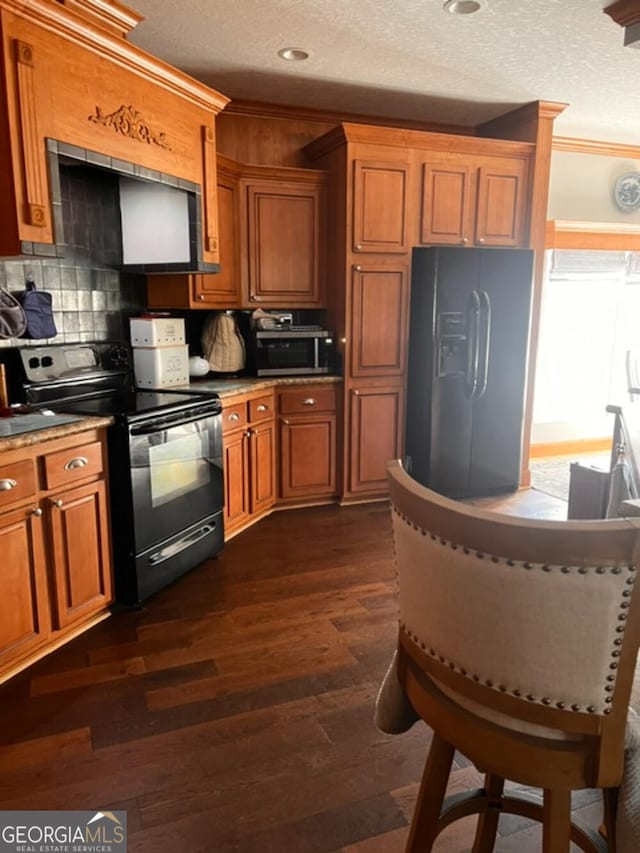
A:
0 342 225 605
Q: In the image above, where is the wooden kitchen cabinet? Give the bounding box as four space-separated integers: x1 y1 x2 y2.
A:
277 385 338 503
48 479 112 630
348 384 405 495
0 505 49 672
350 263 409 378
352 159 411 254
420 155 529 248
244 170 326 307
0 427 113 681
222 391 275 539
0 0 228 261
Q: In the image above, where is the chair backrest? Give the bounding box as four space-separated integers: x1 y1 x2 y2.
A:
387 459 640 788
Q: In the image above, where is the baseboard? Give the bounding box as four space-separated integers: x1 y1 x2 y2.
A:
530 437 612 459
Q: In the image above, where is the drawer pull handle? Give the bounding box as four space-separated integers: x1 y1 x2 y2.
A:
302 398 317 406
257 404 268 412
283 419 290 425
52 499 63 508
0 478 17 491
64 456 88 470
228 412 240 422
32 507 42 517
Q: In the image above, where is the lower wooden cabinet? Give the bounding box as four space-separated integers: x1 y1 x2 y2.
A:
0 506 49 668
49 479 112 630
347 384 405 497
222 390 275 539
0 428 113 681
277 385 337 503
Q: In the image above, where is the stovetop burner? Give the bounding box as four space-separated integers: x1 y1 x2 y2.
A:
56 390 208 418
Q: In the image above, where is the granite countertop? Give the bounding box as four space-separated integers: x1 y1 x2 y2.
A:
0 415 114 453
187 375 343 399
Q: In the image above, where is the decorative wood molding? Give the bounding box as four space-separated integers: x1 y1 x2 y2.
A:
1 0 229 113
304 121 534 161
201 125 218 256
14 39 47 228
57 0 143 38
223 98 472 136
604 0 640 27
545 219 640 250
553 136 640 159
88 104 171 149
476 100 568 143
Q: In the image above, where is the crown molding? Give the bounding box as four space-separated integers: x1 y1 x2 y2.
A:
604 0 640 27
552 136 640 159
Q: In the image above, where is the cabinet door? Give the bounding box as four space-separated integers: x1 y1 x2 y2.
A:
421 162 474 245
349 385 404 495
194 169 242 307
48 480 113 630
0 506 49 672
352 160 410 254
246 182 323 306
475 159 528 247
223 428 251 536
248 421 276 515
279 415 337 500
351 264 409 377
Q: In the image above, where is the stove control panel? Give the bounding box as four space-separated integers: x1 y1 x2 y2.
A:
19 342 130 383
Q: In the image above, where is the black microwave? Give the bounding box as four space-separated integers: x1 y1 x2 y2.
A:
251 328 335 376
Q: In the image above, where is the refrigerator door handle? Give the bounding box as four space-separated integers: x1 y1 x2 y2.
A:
466 290 481 398
476 289 492 399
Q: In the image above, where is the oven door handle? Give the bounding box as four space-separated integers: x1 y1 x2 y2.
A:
148 522 217 567
130 409 218 435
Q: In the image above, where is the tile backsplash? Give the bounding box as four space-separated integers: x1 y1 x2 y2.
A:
0 163 146 348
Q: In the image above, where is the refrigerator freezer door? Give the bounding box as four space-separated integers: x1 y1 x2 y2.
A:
467 248 534 494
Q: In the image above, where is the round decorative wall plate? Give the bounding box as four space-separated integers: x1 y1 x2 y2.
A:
614 172 640 211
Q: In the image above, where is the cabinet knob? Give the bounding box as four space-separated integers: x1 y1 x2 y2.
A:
478 237 485 243
462 237 469 244
0 478 17 491
257 404 268 412
52 499 63 508
198 294 205 300
282 418 290 425
353 389 360 396
228 412 240 422
354 265 362 272
32 507 43 517
64 456 88 470
302 398 317 406
355 244 362 251
249 294 261 302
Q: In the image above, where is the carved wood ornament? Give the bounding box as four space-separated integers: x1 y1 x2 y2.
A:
88 104 172 149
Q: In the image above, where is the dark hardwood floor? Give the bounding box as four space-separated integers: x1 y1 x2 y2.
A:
0 486 602 852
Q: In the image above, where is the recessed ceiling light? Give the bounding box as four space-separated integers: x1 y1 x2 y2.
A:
443 0 484 14
277 47 309 62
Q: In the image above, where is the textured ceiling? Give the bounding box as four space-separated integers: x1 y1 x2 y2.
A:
127 0 640 143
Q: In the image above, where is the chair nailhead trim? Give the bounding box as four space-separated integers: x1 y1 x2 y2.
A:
393 507 639 717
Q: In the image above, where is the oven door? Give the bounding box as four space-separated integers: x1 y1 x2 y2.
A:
128 406 223 553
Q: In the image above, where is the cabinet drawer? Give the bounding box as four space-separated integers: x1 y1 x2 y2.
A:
249 394 274 423
222 400 248 433
0 459 36 510
279 387 337 415
42 442 103 490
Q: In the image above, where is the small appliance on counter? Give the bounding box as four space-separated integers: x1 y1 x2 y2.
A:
130 314 189 388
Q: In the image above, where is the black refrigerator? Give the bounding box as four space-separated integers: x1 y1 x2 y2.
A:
405 246 534 498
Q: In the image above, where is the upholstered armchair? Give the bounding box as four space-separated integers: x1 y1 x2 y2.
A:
377 459 640 852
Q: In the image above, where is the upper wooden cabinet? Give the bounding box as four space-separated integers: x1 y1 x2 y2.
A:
0 0 228 261
352 160 411 254
421 155 529 248
148 159 328 310
244 174 326 306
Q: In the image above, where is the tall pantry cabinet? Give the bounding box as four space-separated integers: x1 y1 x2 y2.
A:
305 123 534 502
305 128 414 501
